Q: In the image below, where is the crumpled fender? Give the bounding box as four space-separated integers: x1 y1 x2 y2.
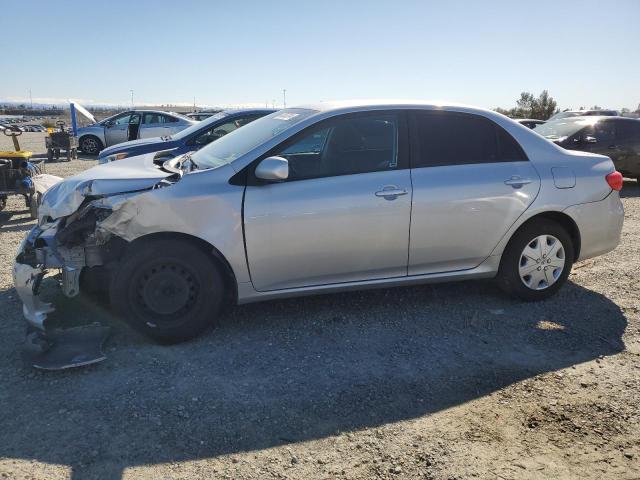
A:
37 153 169 220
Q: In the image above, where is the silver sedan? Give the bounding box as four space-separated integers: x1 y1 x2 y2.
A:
15 101 624 346
76 109 196 154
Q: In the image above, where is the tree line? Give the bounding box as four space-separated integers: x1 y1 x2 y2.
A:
495 91 640 120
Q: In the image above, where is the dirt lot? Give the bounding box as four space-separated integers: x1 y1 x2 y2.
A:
0 133 639 480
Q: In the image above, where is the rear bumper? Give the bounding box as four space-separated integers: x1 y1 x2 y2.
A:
564 191 624 262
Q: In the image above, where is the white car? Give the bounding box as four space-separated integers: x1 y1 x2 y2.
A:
77 110 196 154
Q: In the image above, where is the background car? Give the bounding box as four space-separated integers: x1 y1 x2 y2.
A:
535 116 640 180
548 109 619 121
98 108 276 164
516 118 546 129
77 110 196 155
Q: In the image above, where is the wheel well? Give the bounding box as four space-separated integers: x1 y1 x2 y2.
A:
518 212 581 261
126 232 238 306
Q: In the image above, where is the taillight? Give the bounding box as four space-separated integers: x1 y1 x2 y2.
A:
606 171 623 191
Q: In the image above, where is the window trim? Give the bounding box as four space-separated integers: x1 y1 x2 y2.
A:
242 110 410 185
408 110 529 169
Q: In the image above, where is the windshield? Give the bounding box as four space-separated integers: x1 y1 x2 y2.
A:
191 108 317 170
533 118 596 139
169 111 228 140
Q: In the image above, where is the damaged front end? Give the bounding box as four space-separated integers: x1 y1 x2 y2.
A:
13 153 185 369
13 202 127 369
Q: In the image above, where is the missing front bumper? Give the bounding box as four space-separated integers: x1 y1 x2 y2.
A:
13 227 111 370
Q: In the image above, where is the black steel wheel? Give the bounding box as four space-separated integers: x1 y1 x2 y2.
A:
110 238 225 343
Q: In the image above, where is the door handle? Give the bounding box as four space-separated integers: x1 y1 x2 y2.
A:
504 176 532 188
375 185 408 199
608 145 619 150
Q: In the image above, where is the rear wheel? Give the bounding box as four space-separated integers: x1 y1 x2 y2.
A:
497 219 574 301
109 238 224 343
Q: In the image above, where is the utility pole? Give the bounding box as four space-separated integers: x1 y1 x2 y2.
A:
283 89 286 108
193 96 196 111
130 90 134 108
29 89 33 109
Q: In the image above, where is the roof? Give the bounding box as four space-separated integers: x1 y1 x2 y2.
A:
560 115 639 122
300 99 489 113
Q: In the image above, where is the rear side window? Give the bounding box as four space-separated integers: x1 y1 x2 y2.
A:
411 111 527 168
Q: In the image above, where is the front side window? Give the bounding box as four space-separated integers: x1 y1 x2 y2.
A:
272 113 399 181
579 121 615 143
112 113 132 125
163 115 179 123
412 111 527 168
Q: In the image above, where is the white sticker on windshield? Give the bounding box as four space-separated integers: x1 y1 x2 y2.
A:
273 113 300 121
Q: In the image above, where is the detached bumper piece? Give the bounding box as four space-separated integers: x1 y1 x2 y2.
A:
13 227 111 370
23 324 110 370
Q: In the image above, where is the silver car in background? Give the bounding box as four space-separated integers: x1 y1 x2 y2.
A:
15 101 624 346
77 110 196 154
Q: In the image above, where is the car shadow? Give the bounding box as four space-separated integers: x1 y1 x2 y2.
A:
621 179 640 198
0 278 627 480
0 209 33 233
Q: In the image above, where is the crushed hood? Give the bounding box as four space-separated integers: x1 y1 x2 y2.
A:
38 153 171 220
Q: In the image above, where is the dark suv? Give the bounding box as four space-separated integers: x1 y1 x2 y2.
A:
534 116 640 180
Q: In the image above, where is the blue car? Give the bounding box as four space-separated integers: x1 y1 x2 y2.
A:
97 108 276 164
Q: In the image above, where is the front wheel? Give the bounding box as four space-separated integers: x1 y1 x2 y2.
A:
497 219 574 301
109 238 224 343
80 135 103 155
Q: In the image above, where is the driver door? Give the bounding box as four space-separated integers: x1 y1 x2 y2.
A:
243 111 412 291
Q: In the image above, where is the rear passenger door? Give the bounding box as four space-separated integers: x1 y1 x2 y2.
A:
408 111 541 275
140 113 169 138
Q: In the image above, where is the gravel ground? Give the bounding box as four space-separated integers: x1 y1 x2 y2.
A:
0 134 639 479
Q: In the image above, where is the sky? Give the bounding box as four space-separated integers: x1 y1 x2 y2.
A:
2 0 639 110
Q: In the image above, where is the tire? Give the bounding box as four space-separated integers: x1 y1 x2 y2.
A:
109 238 224 343
79 135 103 155
497 219 574 301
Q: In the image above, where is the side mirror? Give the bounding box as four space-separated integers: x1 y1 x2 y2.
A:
584 136 598 144
104 120 114 128
255 156 289 182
